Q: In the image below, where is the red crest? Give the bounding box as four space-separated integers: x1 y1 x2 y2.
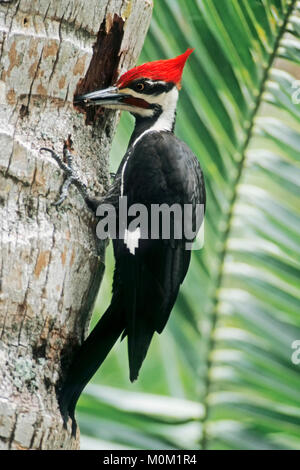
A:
116 48 194 89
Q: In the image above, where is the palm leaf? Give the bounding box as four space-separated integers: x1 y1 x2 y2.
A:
79 0 300 450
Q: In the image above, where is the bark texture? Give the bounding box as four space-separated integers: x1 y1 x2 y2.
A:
0 0 152 450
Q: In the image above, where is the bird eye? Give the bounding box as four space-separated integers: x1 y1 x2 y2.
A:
136 82 144 91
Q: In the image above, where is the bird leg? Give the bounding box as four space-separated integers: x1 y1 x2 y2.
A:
40 137 101 212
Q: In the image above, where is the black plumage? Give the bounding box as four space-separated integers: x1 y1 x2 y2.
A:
59 129 205 427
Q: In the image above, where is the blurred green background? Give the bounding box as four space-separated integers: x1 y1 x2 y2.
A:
77 0 300 450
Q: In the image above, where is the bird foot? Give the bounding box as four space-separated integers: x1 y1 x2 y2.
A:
40 136 89 206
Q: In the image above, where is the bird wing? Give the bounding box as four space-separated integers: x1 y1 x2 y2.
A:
113 131 206 381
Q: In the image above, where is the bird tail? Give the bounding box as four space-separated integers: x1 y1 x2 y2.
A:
59 297 124 430
120 254 163 383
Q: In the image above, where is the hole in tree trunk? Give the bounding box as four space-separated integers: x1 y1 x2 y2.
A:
74 13 125 125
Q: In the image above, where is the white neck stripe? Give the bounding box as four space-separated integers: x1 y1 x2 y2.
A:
120 87 179 198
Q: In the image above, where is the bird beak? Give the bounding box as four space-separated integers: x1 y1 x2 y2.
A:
74 86 127 107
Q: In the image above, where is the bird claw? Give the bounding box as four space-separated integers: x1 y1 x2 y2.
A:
52 173 74 207
40 143 88 206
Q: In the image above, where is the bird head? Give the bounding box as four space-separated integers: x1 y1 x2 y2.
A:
74 49 194 120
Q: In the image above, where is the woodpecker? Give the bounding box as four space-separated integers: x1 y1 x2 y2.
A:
42 48 206 427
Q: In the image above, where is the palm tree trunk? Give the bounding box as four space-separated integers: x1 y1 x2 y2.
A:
0 0 152 450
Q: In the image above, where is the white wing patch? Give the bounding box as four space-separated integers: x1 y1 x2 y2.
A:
124 227 141 255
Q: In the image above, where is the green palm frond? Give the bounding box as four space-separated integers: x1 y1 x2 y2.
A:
79 0 300 450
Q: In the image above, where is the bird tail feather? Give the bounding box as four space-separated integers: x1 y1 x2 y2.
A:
59 298 124 429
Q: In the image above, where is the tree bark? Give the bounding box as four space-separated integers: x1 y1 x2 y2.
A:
0 0 152 450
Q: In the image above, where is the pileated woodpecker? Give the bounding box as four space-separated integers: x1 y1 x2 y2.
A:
42 49 206 426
